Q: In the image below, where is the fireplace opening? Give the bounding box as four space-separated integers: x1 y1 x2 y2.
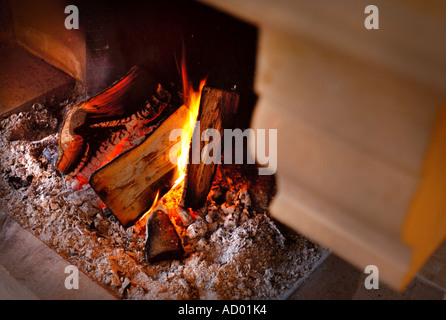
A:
0 0 327 299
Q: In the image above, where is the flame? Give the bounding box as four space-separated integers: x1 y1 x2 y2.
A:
174 60 206 186
134 58 206 231
134 190 160 233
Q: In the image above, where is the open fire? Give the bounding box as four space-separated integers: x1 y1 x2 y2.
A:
56 55 238 261
0 98 326 298
0 2 326 299
55 66 174 188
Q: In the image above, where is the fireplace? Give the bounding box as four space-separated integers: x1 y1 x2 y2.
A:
3 0 444 300
0 0 326 299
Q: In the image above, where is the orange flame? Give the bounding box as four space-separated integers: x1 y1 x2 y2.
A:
134 58 206 231
134 190 160 233
174 61 206 186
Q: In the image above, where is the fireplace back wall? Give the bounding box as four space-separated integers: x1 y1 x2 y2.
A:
7 0 86 83
4 0 258 127
81 0 258 104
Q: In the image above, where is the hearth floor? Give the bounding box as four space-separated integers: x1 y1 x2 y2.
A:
288 243 446 300
0 209 116 300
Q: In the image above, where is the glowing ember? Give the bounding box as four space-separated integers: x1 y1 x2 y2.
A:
73 136 134 189
69 57 206 228
103 136 133 164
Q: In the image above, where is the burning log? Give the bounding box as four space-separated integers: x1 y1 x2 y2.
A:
56 66 174 182
90 84 237 226
144 209 185 263
90 105 189 227
182 87 240 210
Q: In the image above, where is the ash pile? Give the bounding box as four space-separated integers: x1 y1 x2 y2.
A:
0 103 326 299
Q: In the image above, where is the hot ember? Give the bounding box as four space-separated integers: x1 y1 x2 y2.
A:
56 66 174 188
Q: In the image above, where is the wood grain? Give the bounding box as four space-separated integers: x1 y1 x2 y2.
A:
90 105 189 227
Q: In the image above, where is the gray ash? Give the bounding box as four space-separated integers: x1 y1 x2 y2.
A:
0 104 327 299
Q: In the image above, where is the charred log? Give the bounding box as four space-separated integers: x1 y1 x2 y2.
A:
144 210 184 263
56 66 176 181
